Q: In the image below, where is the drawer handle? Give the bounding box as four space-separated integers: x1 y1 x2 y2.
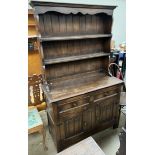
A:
83 106 87 110
73 103 77 107
104 92 108 95
97 116 100 120
84 122 87 126
90 96 94 102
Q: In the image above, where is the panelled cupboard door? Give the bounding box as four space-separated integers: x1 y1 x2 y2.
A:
58 106 92 140
95 94 119 125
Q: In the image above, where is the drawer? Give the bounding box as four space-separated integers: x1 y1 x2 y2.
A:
59 104 90 120
93 85 121 102
58 95 90 112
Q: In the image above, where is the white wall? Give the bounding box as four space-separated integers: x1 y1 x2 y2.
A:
37 0 126 48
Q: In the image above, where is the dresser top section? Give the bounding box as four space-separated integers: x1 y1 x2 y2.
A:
30 0 117 15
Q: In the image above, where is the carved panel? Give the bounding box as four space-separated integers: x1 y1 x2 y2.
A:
95 95 118 125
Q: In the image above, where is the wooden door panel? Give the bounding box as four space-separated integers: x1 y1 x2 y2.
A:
95 95 118 125
59 107 92 139
59 115 83 139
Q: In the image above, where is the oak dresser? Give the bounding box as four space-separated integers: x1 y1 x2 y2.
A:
31 0 123 152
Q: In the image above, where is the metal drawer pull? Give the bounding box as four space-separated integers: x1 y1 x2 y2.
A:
73 103 77 106
83 106 87 110
104 92 108 95
90 96 94 102
84 122 87 126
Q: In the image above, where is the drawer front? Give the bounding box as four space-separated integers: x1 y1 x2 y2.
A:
93 85 121 102
58 95 90 112
59 104 90 120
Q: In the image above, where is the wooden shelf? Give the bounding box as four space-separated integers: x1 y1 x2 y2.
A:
40 34 112 42
44 52 110 65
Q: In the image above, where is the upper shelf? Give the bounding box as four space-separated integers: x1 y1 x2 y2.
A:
40 34 112 42
44 52 110 65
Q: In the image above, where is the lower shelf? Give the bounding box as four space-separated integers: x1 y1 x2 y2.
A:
44 52 110 65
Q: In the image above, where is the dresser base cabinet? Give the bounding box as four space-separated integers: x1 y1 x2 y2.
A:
47 84 122 152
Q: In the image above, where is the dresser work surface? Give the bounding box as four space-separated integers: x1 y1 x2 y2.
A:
31 0 123 152
43 76 123 102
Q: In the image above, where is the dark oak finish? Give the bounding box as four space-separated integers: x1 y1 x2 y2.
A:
31 1 122 152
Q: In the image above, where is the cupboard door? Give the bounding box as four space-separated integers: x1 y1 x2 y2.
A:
95 94 119 125
58 106 92 140
59 115 83 139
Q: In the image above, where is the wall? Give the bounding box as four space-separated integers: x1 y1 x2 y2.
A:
41 0 126 48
